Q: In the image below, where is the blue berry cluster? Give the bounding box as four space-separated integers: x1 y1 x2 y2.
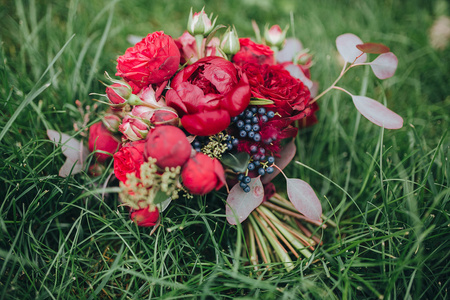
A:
231 106 275 142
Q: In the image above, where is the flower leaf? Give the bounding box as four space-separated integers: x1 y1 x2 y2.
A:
368 52 398 79
336 33 367 64
226 177 264 225
249 98 275 105
221 152 250 173
262 139 296 184
356 43 390 54
351 95 403 129
286 178 322 221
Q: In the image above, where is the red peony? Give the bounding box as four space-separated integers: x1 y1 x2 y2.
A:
241 63 311 120
88 122 121 163
181 153 226 195
130 207 159 227
232 38 275 66
113 140 146 182
116 31 181 90
144 125 191 169
166 56 251 136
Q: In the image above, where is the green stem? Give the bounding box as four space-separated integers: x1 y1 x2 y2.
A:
195 34 204 59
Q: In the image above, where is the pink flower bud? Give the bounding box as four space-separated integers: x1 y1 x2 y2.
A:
130 206 159 227
88 122 121 162
264 24 288 48
106 83 132 106
220 26 240 55
119 115 149 141
144 125 191 169
150 108 179 126
181 152 226 195
187 8 216 36
102 114 121 133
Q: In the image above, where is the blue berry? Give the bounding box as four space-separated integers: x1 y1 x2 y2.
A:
250 107 258 113
258 107 266 115
254 160 261 167
258 168 266 176
254 133 261 142
250 145 258 153
244 124 252 132
248 163 255 170
231 116 238 122
267 156 275 163
248 131 255 138
245 110 253 118
237 120 245 128
195 147 201 152
239 130 247 138
240 182 248 189
245 118 252 124
243 186 251 193
266 166 274 174
261 115 268 123
193 141 201 148
260 155 266 161
237 173 244 181
253 154 261 161
252 124 260 132
243 176 251 183
264 138 272 144
259 148 266 154
238 111 245 118
227 143 233 151
251 116 259 124
232 138 239 147
267 111 275 118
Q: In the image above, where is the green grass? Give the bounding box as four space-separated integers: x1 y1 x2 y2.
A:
1 0 449 298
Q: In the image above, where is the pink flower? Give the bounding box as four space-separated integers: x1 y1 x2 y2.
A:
166 56 251 136
116 31 180 90
175 31 223 64
119 115 149 141
113 140 146 182
264 25 288 47
144 126 191 169
130 207 159 227
106 82 132 106
88 122 121 162
187 8 216 36
181 153 226 195
232 38 275 66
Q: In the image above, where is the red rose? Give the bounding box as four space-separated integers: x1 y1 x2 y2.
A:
241 63 311 120
88 122 121 162
116 31 181 90
232 38 275 66
113 140 146 182
144 126 191 169
166 56 251 136
130 207 159 227
181 153 226 195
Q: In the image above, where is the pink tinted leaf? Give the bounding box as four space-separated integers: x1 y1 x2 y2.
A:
59 159 84 177
369 52 398 79
226 177 264 225
336 33 367 64
262 139 296 184
356 43 390 54
352 95 403 129
276 38 303 63
287 178 322 221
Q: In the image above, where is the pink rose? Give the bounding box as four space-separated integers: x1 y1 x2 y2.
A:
116 31 181 90
88 122 121 162
113 140 146 182
130 207 159 227
181 153 226 195
119 115 149 141
166 56 251 136
144 126 191 169
232 38 275 66
175 31 223 64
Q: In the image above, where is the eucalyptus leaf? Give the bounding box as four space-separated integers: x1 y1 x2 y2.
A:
221 152 250 172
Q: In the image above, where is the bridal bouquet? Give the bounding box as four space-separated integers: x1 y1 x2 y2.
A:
48 8 402 270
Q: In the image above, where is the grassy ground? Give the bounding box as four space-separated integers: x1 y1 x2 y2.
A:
1 0 449 299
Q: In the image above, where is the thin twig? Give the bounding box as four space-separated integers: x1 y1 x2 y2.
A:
262 201 326 228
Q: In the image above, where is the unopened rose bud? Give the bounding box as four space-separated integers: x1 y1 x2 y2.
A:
264 24 289 48
106 83 132 107
150 108 179 126
119 115 149 141
89 163 105 177
102 114 121 133
130 206 159 227
88 122 121 162
220 26 240 55
187 7 216 36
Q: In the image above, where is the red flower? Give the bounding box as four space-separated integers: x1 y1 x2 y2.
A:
116 31 181 90
232 38 275 66
175 31 222 64
113 140 146 182
144 126 191 169
241 63 311 120
181 153 226 195
166 56 251 136
130 207 159 227
88 122 121 163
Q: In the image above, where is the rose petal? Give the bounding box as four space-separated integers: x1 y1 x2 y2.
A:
276 38 303 63
181 110 231 136
226 177 264 225
352 95 403 129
